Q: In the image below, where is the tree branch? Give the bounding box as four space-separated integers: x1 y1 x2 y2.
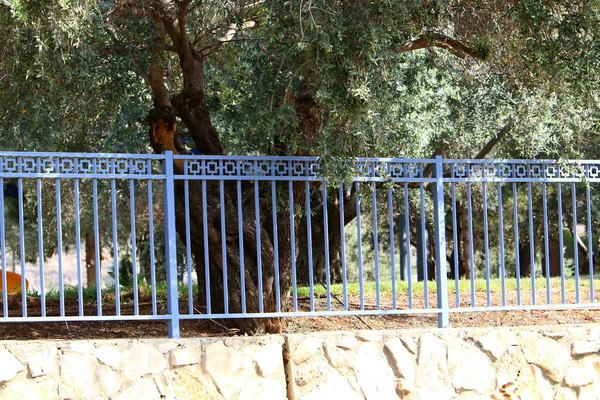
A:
201 21 257 56
397 33 486 61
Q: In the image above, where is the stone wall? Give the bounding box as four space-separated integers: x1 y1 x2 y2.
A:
1 324 600 399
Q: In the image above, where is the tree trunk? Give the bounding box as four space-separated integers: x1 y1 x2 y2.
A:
85 233 99 289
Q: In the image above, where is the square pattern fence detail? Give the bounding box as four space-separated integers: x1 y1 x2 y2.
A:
0 151 599 338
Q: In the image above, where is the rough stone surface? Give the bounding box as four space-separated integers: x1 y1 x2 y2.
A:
0 349 24 382
0 380 58 400
59 353 95 399
447 339 495 394
355 342 398 399
162 365 223 400
99 364 123 396
241 343 285 381
114 377 161 400
121 342 168 380
384 338 416 382
203 341 254 400
414 333 454 400
520 331 570 382
95 345 122 370
291 336 323 364
1 324 600 400
27 346 57 378
169 345 201 367
572 341 600 356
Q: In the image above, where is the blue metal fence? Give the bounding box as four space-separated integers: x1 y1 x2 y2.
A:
0 151 599 338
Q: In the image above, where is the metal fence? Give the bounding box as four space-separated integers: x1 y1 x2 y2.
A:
0 151 599 338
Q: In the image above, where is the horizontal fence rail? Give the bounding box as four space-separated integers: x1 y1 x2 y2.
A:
0 152 599 338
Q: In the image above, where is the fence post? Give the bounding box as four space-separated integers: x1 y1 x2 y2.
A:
163 151 180 338
433 155 450 328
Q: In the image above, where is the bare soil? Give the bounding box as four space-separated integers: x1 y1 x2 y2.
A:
0 291 599 340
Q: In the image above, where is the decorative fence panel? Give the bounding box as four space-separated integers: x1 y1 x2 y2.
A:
0 152 598 338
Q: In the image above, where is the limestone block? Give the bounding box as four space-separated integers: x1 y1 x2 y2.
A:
69 341 95 354
355 342 399 400
238 377 286 400
476 329 518 360
509 365 554 400
120 342 168 380
451 391 489 399
495 346 529 389
59 353 95 399
169 345 201 367
554 387 578 400
447 339 495 394
400 336 418 354
414 333 454 400
99 364 123 396
0 349 24 382
114 377 161 400
203 341 254 400
564 361 595 388
0 380 58 400
571 341 600 356
27 346 57 378
241 343 285 381
323 342 354 371
578 381 600 400
520 332 570 382
162 365 223 400
384 338 416 383
95 345 122 370
157 341 180 353
336 335 358 350
356 330 381 342
300 375 363 400
290 337 323 365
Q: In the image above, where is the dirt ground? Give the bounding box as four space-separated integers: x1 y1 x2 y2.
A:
0 291 599 340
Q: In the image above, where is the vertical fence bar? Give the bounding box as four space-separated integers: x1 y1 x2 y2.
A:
163 152 180 338
543 183 551 304
322 181 331 311
305 181 314 311
0 179 7 317
586 183 594 302
111 176 120 316
558 183 565 303
451 179 460 307
356 181 364 310
254 180 264 313
498 183 506 306
482 182 491 306
339 183 348 310
289 181 298 312
467 182 475 307
419 182 428 308
527 182 536 305
147 177 157 315
388 188 397 309
37 173 46 317
201 179 211 313
129 171 139 315
55 176 65 317
404 182 413 309
17 178 27 316
184 179 193 315
238 180 247 313
271 181 281 312
92 178 102 316
74 178 84 316
371 182 380 309
433 156 449 327
219 180 229 313
571 183 580 303
512 182 521 305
